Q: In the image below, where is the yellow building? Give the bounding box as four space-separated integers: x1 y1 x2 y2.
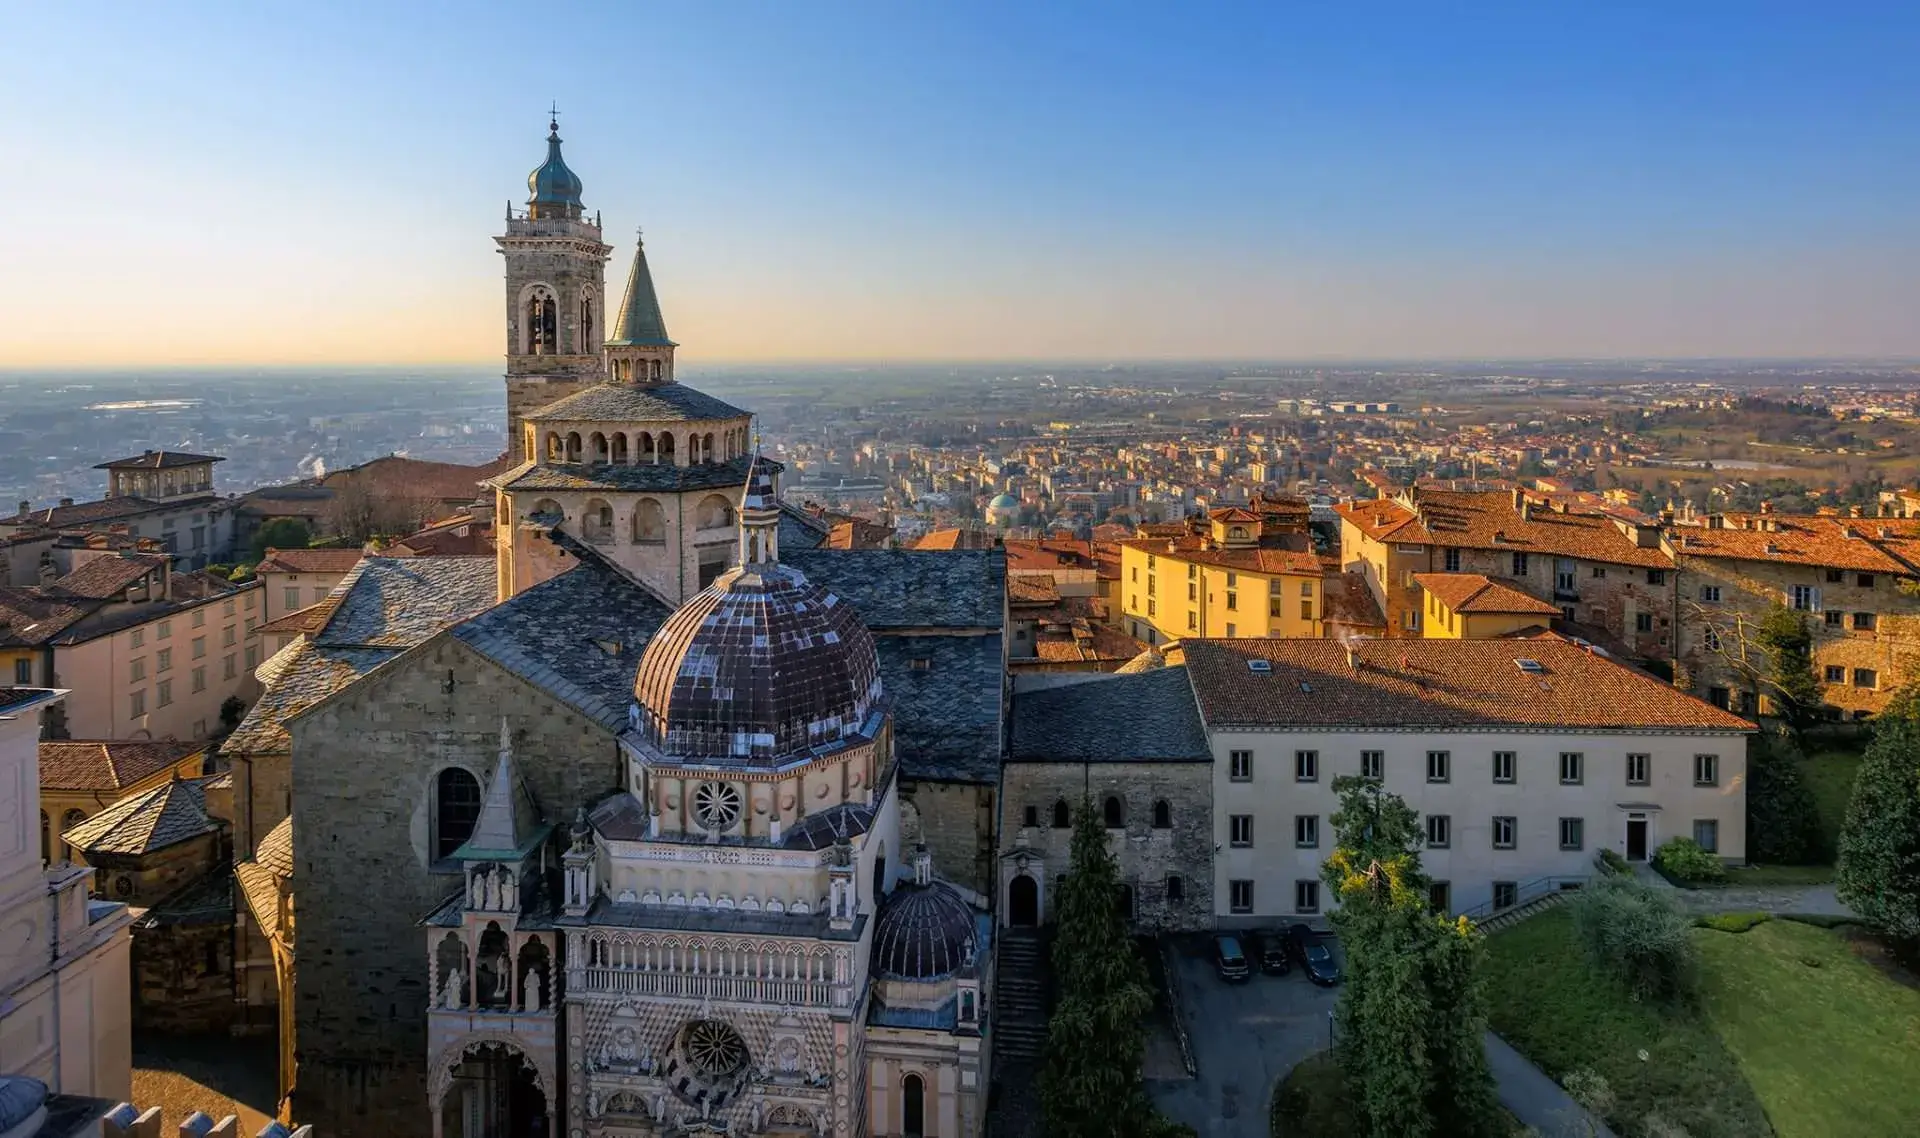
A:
1119 508 1327 646
37 739 207 863
1412 573 1559 639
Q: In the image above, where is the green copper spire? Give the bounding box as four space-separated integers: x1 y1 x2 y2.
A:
607 229 676 347
526 110 585 219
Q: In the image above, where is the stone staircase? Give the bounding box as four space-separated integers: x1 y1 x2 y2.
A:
1473 889 1571 935
986 926 1051 1138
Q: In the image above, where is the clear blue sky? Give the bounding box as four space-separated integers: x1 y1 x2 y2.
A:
4 1 1915 364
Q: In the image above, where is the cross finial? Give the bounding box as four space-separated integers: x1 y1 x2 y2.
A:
635 225 644 244
547 101 561 131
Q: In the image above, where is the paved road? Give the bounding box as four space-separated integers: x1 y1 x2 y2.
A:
1634 865 1857 918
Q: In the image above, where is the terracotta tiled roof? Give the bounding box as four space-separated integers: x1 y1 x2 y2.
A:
1411 491 1672 569
1030 623 1149 665
1183 638 1754 732
0 587 91 646
1413 573 1560 616
254 600 335 636
39 739 202 792
1210 506 1261 523
1118 536 1322 576
1320 572 1386 629
824 518 895 550
1008 574 1061 604
1670 515 1920 575
913 527 998 551
1335 498 1432 543
42 553 168 601
255 547 367 575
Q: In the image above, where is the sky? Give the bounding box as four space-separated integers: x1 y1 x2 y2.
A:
2 1 1916 366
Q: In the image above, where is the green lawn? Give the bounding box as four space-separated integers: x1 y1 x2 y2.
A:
1269 1052 1528 1138
1800 747 1864 860
1695 919 1920 1138
1483 908 1771 1138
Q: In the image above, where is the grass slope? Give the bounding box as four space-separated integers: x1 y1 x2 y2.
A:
1695 919 1920 1138
1483 908 1770 1138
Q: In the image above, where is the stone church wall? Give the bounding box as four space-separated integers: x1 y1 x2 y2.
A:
289 635 623 1138
997 761 1213 932
897 780 995 897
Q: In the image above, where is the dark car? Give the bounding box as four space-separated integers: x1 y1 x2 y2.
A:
1213 933 1251 982
1287 923 1341 986
1256 930 1292 975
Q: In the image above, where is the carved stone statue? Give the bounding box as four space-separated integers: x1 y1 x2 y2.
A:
485 868 501 911
503 868 517 906
524 969 541 1012
586 1089 600 1118
469 872 484 910
493 953 512 1001
611 1025 639 1065
441 965 462 1009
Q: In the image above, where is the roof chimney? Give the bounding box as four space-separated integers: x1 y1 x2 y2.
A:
1760 500 1774 515
1345 643 1359 671
16 500 27 515
58 498 73 508
1850 505 1865 518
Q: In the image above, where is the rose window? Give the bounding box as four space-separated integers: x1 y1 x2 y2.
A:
693 781 742 831
682 1020 749 1078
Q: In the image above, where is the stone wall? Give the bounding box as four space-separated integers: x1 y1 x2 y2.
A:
505 375 597 463
133 913 234 1034
289 635 623 1137
996 761 1213 932
898 780 995 897
1442 545 1676 660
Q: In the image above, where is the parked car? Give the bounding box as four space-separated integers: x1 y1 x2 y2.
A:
1287 923 1341 986
1213 934 1251 982
1256 930 1292 975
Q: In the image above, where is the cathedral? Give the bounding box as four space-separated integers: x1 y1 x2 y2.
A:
260 121 1007 1138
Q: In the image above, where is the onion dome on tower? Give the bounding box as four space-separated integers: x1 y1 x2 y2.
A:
526 115 585 220
632 460 887 765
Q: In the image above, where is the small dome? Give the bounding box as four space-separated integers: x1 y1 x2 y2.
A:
988 493 1018 510
633 563 884 764
527 120 584 215
871 882 978 980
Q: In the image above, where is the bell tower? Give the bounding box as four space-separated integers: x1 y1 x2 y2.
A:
499 111 612 462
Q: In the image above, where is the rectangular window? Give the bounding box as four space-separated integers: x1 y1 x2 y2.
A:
1512 552 1530 576
1361 750 1384 780
1492 815 1516 849
1825 664 1847 683
1559 817 1584 850
191 666 206 693
1300 581 1313 597
11 659 27 684
1229 750 1252 781
1790 584 1818 612
1626 753 1650 785
1429 881 1451 913
283 586 301 611
244 617 257 632
1147 577 1156 597
1854 611 1877 631
1187 582 1197 602
1559 751 1584 785
1295 750 1318 782
130 628 145 648
1426 814 1451 848
157 679 173 708
223 626 236 647
1148 599 1156 616
192 636 206 659
1854 668 1880 689
157 648 172 672
1187 564 1197 580
1703 625 1722 651
1591 566 1607 580
1698 584 1721 603
1490 750 1516 783
192 609 205 628
224 598 236 617
158 619 172 639
1825 609 1845 628
1647 569 1667 586
1299 599 1313 620
1444 547 1461 571
1165 875 1185 903
245 645 259 669
130 689 146 717
1226 591 1238 611
1693 819 1720 853
1230 815 1253 847
1426 750 1450 783
1493 881 1518 910
1635 612 1654 633
1230 880 1254 914
1269 597 1283 618
129 658 146 682
1858 573 1876 588
1708 686 1729 709
1295 815 1319 848
1694 754 1719 785
1825 569 1845 584
1294 880 1319 914
1225 623 1237 637
223 654 236 680
1403 610 1419 630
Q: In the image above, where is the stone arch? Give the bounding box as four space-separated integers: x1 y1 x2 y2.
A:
515 936 551 1011
516 282 558 357
1008 873 1039 927
528 497 563 523
871 840 888 900
38 811 49 864
658 431 676 463
1051 799 1070 829
589 431 609 464
632 498 667 543
610 431 629 464
702 432 716 464
1152 799 1172 829
475 921 512 1009
543 431 564 462
582 497 615 544
434 931 469 1009
649 358 663 381
579 287 596 351
637 430 657 463
1103 794 1125 829
697 494 735 530
902 1070 927 1135
430 1036 551 1135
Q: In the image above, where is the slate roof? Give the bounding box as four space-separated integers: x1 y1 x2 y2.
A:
1182 638 1755 733
0 496 175 528
95 451 223 470
874 634 1004 784
44 553 168 601
452 556 673 732
62 777 222 856
784 549 1006 629
1413 573 1560 616
607 240 674 346
871 882 980 980
39 739 202 792
223 642 394 755
1010 667 1209 762
491 454 768 496
779 503 830 552
524 381 745 424
313 556 497 649
236 816 292 945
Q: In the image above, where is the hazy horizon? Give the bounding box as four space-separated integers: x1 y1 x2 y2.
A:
5 1 1916 367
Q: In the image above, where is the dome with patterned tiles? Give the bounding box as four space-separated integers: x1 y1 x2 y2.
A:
871 871 978 981
632 459 885 765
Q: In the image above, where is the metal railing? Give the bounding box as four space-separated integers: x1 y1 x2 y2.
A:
1458 874 1588 924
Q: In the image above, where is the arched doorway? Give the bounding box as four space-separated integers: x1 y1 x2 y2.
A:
436 1041 547 1138
1114 883 1135 923
1009 873 1039 927
903 1072 926 1137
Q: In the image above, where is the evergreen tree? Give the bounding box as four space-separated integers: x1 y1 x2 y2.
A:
1756 604 1823 726
1040 799 1155 1138
1322 779 1500 1138
1746 729 1822 863
1836 717 1920 952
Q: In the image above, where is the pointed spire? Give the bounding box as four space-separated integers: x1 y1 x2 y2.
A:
462 716 540 856
738 452 782 567
606 231 676 349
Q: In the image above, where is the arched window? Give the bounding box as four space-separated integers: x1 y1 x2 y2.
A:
565 432 583 462
1152 799 1172 829
525 289 557 355
434 768 482 861
1051 800 1070 829
702 433 716 464
580 294 594 347
610 433 629 464
697 494 735 530
658 432 675 462
632 499 666 543
59 809 86 862
582 498 615 544
544 432 563 462
902 1073 925 1137
649 359 663 382
529 498 563 523
589 432 609 464
1103 795 1124 829
39 811 49 864
636 431 656 463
